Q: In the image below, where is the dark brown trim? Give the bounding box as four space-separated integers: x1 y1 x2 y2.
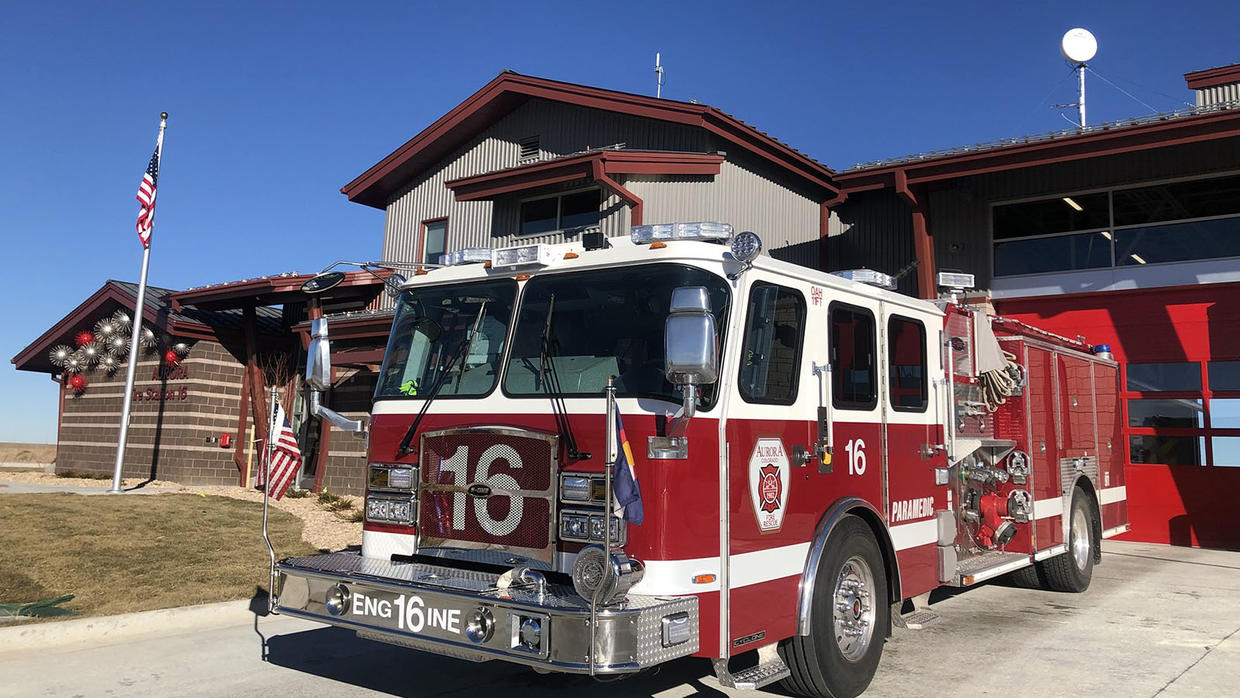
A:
243 304 269 456
1185 64 1240 90
590 160 644 227
11 283 212 371
445 150 723 202
342 72 836 208
170 271 384 310
836 107 1240 192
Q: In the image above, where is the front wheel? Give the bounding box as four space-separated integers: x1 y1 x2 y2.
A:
1041 487 1097 593
780 516 888 698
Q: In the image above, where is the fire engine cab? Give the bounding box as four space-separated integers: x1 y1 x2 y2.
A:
273 222 1128 698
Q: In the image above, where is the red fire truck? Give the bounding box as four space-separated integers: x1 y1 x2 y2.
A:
273 223 1128 698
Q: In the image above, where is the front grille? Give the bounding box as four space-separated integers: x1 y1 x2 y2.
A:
419 427 559 562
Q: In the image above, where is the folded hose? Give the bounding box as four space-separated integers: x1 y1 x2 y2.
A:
979 350 1020 411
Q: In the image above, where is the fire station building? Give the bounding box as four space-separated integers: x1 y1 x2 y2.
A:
13 64 1240 549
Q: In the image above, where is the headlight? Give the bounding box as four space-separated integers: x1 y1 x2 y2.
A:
387 467 413 490
559 510 625 544
365 495 415 525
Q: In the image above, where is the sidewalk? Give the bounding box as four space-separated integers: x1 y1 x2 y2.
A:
0 479 176 495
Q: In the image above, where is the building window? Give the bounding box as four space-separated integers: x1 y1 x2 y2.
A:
738 283 805 405
887 315 927 412
1124 360 1240 467
519 190 601 236
992 174 1240 277
420 219 448 264
830 302 877 410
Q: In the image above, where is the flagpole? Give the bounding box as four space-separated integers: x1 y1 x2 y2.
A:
262 385 279 614
109 112 168 494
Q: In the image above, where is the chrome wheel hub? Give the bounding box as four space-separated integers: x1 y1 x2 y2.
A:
1071 506 1091 571
832 555 876 662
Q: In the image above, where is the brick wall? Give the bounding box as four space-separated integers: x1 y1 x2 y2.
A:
56 339 251 485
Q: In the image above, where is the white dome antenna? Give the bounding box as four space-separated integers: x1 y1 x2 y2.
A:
1060 28 1098 127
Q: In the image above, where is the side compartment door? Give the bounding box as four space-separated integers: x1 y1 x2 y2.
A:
1027 346 1064 548
883 310 946 596
1093 362 1127 532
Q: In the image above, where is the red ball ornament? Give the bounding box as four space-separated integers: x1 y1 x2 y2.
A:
75 331 95 347
164 349 181 366
69 374 88 393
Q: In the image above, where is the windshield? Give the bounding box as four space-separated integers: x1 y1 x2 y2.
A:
376 280 517 399
503 264 730 407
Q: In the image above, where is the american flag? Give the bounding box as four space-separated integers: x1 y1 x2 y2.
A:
135 146 159 248
263 400 302 501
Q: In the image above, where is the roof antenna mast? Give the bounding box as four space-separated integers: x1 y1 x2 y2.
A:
655 52 664 99
1060 28 1098 127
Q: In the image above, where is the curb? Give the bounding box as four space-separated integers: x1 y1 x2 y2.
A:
0 599 261 655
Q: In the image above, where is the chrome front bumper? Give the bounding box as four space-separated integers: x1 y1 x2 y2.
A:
275 552 698 674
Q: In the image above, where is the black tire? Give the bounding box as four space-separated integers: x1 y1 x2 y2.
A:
1041 487 1097 593
1006 563 1044 589
779 516 888 698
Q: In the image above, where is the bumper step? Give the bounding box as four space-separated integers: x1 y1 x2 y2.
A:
713 643 790 690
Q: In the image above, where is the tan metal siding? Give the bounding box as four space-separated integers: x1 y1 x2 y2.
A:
624 150 822 268
381 98 710 263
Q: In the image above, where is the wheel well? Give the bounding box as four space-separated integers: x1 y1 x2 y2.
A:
846 506 902 608
796 498 902 636
1071 476 1103 564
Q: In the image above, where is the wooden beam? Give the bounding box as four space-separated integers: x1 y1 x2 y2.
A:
243 304 269 458
234 365 250 485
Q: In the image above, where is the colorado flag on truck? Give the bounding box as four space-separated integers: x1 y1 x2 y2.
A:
612 412 643 525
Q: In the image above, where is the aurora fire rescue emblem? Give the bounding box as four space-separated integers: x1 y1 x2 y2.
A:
749 438 790 532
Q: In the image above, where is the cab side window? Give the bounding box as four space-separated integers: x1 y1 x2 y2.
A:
888 315 927 412
831 303 877 410
739 282 806 404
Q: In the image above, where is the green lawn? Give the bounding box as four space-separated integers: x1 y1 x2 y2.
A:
0 493 318 620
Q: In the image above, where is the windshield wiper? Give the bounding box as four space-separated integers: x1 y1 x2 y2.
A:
540 295 590 461
397 302 487 457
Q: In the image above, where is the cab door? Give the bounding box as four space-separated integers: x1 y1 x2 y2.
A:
724 278 815 654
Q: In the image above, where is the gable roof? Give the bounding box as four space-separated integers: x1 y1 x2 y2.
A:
342 71 839 209
11 280 282 374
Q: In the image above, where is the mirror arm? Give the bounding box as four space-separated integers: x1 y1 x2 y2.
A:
667 384 697 438
309 391 366 434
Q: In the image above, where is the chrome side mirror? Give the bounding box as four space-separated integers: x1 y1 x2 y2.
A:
303 317 365 435
665 286 718 387
306 317 332 392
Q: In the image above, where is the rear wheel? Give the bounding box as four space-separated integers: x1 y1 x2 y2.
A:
1041 487 1097 593
780 516 888 698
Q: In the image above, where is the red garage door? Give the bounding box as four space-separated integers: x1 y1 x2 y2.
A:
997 282 1240 550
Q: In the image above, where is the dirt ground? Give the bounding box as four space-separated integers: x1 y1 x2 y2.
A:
0 472 362 552
0 442 56 463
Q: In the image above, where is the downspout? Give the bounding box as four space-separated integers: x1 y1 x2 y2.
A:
820 191 848 272
894 169 937 300
591 160 644 227
234 362 251 485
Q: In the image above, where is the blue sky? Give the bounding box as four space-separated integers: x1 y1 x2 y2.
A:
2 0 1236 443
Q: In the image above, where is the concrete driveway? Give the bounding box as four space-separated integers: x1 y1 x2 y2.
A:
1 540 1236 697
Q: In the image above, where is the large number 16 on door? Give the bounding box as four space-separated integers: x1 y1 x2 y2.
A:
844 439 867 475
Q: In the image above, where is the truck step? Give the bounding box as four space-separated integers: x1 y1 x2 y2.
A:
894 608 941 630
712 643 790 690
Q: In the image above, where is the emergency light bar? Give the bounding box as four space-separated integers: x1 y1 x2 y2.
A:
832 269 897 290
439 248 493 267
492 243 559 269
630 221 733 245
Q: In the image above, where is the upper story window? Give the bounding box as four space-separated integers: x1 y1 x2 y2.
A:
420 219 448 265
738 282 805 405
520 190 601 236
993 174 1240 277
